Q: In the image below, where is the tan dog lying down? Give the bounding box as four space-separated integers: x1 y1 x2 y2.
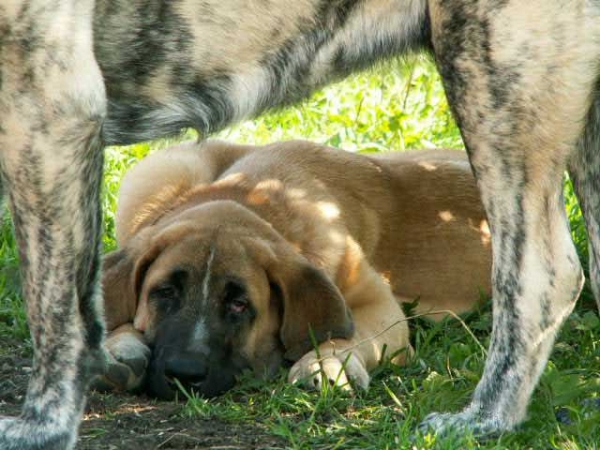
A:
100 140 491 399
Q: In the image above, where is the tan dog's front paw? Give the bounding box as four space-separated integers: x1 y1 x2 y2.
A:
288 349 369 391
92 325 150 392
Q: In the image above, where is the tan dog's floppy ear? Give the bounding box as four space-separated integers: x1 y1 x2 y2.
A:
102 234 162 333
266 249 354 361
102 249 138 332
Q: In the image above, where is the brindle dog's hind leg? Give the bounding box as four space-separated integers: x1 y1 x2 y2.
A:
570 90 600 312
0 2 107 449
420 1 600 436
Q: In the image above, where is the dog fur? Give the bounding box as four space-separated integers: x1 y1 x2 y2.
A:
1 0 599 448
96 140 491 399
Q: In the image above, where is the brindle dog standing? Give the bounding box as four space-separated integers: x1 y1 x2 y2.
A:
0 1 599 449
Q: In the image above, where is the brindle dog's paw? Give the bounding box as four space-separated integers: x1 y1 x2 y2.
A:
0 416 77 450
417 410 505 440
92 325 150 392
288 349 369 392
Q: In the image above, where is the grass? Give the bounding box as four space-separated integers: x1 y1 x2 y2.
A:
1 56 599 448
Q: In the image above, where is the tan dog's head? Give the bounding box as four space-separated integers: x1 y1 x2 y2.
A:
103 201 353 399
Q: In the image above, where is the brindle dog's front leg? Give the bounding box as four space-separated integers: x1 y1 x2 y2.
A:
0 2 107 449
420 1 600 436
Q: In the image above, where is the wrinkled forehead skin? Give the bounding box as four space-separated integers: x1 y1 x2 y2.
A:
142 231 275 332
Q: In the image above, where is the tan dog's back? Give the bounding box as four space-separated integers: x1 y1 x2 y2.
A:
370 150 491 318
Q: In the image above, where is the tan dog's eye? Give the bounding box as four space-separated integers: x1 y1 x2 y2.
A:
229 298 248 314
222 280 252 319
151 285 178 298
149 284 181 314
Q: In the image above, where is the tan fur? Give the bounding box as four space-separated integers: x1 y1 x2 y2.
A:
102 140 491 391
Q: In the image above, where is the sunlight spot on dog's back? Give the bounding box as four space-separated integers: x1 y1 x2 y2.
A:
316 201 341 221
213 172 246 187
287 188 307 200
438 210 455 222
478 219 491 245
247 179 284 205
418 161 438 171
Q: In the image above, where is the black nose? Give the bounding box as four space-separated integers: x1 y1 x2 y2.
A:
147 348 241 399
164 355 208 388
146 350 209 400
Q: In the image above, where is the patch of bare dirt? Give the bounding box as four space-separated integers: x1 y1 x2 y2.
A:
0 339 285 450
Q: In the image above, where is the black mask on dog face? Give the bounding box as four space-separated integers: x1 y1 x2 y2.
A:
144 272 275 399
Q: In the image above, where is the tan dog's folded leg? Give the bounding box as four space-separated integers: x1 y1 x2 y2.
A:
93 247 151 392
93 324 150 392
289 256 410 391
